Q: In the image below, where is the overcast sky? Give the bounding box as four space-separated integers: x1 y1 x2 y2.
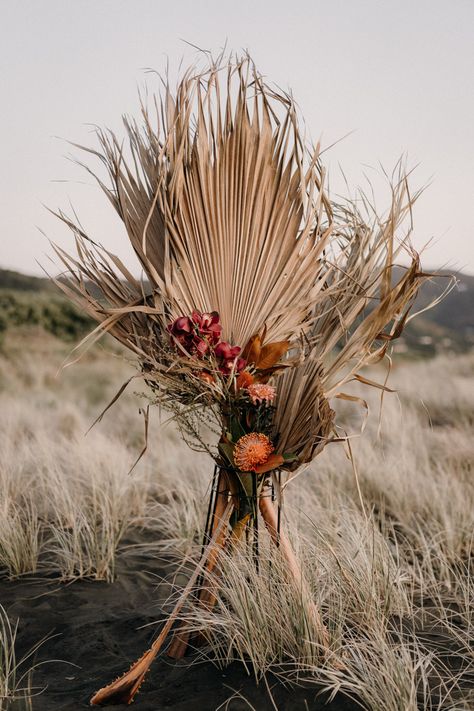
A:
1 0 473 276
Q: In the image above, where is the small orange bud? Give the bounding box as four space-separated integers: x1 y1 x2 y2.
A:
236 370 255 390
198 371 215 385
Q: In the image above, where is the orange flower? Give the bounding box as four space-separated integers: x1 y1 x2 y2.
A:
236 370 254 390
247 383 276 405
234 433 274 471
198 371 215 385
242 330 290 370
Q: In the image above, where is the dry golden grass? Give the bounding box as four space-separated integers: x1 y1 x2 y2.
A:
0 329 473 709
0 605 33 711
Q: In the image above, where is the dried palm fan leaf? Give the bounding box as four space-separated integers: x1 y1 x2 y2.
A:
271 167 433 476
50 54 441 705
272 359 334 468
53 57 336 355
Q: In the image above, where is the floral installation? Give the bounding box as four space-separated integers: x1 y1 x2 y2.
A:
49 55 442 706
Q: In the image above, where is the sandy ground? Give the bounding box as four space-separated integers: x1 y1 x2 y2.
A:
1 540 354 711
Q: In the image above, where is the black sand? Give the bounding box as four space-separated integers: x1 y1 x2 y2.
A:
1 544 355 711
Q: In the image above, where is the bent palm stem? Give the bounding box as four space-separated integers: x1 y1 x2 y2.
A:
90 500 233 707
171 470 330 661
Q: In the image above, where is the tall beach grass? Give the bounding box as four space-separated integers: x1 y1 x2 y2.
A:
0 329 472 708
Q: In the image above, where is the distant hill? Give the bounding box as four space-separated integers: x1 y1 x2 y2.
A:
412 271 474 335
0 267 472 353
0 268 56 293
400 270 474 355
0 269 92 342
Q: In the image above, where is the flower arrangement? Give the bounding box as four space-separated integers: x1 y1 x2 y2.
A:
165 310 294 473
50 55 438 705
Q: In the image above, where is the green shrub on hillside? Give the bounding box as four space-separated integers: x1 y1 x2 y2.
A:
0 290 93 340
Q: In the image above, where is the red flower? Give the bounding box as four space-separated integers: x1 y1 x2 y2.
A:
167 312 245 375
214 342 241 360
195 338 210 356
215 342 246 374
168 311 222 357
167 316 192 338
167 316 195 352
234 358 247 373
191 311 222 344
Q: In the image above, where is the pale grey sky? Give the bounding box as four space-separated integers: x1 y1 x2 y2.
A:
1 0 473 276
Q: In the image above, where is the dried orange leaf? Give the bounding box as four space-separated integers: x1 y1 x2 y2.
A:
256 341 290 370
236 370 255 390
254 454 285 474
242 333 261 365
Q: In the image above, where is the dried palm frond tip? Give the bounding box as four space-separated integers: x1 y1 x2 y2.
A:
49 54 444 706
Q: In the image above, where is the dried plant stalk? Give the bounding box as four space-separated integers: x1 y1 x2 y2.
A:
168 470 232 660
90 501 233 706
259 491 329 650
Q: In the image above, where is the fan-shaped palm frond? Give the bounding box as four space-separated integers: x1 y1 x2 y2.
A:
54 56 340 353
51 54 439 468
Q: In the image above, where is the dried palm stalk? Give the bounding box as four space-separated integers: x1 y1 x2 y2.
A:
50 54 442 705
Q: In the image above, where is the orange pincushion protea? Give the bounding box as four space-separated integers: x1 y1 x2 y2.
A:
234 433 274 471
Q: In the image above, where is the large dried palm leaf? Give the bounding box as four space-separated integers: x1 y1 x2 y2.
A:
51 54 443 465
53 56 339 354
